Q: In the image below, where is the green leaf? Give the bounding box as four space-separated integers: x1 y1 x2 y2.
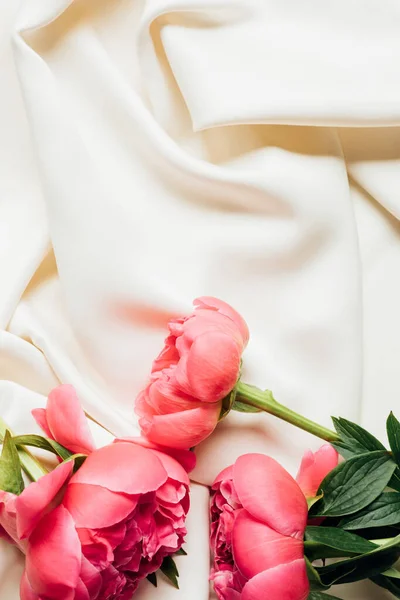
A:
387 413 400 466
371 574 400 598
305 558 329 592
307 593 343 600
388 470 400 493
64 454 87 471
12 435 73 461
315 534 400 586
304 526 376 561
146 573 157 587
339 492 400 530
383 567 400 579
307 493 324 511
175 548 187 556
311 451 397 517
0 431 24 495
160 556 179 589
385 413 400 492
219 388 237 420
332 417 386 458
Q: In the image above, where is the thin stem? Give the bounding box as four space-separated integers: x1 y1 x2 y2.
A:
235 381 338 443
0 416 47 481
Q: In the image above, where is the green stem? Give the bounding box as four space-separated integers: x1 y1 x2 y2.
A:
235 381 339 443
0 416 47 481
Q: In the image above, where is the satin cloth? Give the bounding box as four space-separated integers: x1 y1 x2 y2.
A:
1 1 400 598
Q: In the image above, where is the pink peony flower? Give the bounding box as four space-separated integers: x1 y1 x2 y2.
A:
210 454 310 600
1 386 190 600
136 297 249 450
296 444 339 498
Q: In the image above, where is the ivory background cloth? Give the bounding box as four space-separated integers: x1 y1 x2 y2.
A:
1 0 400 598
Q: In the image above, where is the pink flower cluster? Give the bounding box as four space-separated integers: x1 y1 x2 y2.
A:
0 386 190 600
0 297 340 600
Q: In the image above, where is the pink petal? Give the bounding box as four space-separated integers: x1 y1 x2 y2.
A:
70 442 167 494
73 579 90 600
296 444 339 498
0 491 18 545
45 385 96 455
233 454 307 538
140 403 221 450
176 313 240 355
63 483 137 528
152 334 180 373
232 509 304 579
20 572 40 600
241 559 309 600
115 437 196 473
26 505 81 599
143 373 204 414
194 296 249 347
77 529 113 568
175 331 241 402
135 369 221 449
16 461 73 539
146 450 189 486
80 555 102 598
157 481 186 505
181 307 242 352
31 408 52 438
0 492 28 552
211 569 243 600
212 465 235 488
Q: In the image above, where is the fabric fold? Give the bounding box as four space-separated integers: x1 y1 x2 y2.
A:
0 1 399 599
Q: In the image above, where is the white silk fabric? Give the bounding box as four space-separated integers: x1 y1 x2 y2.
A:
1 0 400 598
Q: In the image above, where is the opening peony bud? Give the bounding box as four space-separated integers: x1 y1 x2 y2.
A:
135 297 249 450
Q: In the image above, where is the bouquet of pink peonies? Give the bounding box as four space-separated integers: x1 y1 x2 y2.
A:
1 296 400 600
